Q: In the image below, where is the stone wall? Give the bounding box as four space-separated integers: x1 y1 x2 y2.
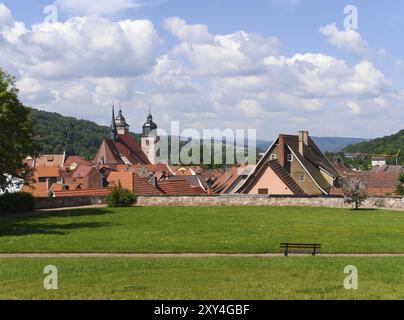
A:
35 195 404 210
35 195 107 210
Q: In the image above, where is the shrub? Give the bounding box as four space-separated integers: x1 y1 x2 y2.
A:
106 183 135 208
0 192 36 213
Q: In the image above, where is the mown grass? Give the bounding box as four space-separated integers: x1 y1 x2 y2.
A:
0 206 404 253
1 257 403 300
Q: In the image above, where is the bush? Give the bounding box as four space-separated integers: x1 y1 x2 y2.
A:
106 183 135 208
0 192 36 213
396 173 404 196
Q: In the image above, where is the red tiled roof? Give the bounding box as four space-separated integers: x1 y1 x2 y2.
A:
64 156 90 167
53 188 111 198
211 167 241 194
134 176 164 195
107 171 163 195
116 134 150 165
34 154 65 167
35 166 60 178
158 179 206 195
21 182 49 197
72 165 94 179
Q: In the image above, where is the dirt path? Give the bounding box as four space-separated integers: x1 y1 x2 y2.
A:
1 253 404 258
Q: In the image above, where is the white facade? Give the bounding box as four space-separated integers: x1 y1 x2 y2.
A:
141 136 158 164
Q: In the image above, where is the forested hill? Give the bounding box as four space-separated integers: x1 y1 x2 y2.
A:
344 130 404 164
29 108 140 159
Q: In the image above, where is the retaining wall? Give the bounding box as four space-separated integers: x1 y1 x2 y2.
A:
35 195 404 210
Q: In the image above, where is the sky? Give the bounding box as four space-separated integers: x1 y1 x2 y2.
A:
0 0 403 140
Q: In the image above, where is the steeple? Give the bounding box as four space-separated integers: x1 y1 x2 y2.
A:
115 106 130 135
143 105 157 137
110 105 117 141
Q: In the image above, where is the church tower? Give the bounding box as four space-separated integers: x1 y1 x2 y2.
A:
141 108 159 164
115 107 129 135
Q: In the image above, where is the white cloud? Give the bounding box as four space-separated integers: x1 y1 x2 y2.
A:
0 3 398 139
0 15 160 80
0 2 12 30
346 100 361 114
164 17 280 77
319 23 368 57
55 0 142 16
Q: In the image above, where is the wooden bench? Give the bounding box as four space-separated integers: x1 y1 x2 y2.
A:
280 243 321 256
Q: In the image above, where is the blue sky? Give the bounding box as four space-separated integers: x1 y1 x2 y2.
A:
0 0 403 139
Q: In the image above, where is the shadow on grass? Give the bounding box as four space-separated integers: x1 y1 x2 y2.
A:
0 221 113 236
0 207 114 220
346 208 379 212
0 208 116 237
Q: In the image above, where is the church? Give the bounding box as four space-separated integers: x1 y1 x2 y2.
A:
94 106 159 166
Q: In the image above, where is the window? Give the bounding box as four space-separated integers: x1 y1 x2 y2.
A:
270 154 277 161
299 174 305 181
258 188 269 195
146 140 150 147
287 154 294 162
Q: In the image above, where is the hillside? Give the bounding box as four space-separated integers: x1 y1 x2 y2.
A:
256 137 367 153
29 108 140 159
344 130 404 165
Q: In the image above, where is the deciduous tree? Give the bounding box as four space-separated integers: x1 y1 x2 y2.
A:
0 69 39 190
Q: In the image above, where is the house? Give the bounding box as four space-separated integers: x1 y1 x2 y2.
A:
93 107 150 167
237 131 340 195
31 153 66 168
211 165 254 194
64 156 91 171
107 171 205 196
371 156 387 167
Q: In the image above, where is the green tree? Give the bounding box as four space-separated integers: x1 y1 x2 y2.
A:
396 173 404 196
0 69 39 190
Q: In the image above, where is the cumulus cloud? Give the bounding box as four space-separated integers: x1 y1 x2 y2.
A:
0 2 398 138
0 15 160 80
319 23 368 57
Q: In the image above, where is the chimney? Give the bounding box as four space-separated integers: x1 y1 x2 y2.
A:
278 135 285 167
298 131 309 156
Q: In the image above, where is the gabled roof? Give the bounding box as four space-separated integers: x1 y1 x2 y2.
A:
237 133 340 195
211 166 247 194
94 139 124 165
72 165 94 179
267 160 306 195
116 134 150 165
64 156 90 167
283 135 339 178
34 154 65 168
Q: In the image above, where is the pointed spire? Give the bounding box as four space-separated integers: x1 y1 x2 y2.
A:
111 104 117 141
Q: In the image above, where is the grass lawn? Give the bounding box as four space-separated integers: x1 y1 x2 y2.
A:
0 206 404 253
1 257 404 300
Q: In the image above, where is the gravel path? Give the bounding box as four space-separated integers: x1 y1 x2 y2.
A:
1 253 404 258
